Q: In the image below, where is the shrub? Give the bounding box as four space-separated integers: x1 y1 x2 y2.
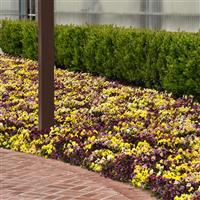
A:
163 32 200 96
0 19 200 98
21 21 38 59
55 24 88 71
0 20 23 55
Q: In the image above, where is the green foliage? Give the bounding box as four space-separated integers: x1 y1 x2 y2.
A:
163 32 200 96
55 25 88 71
0 19 200 98
0 20 23 55
21 21 38 59
83 25 117 77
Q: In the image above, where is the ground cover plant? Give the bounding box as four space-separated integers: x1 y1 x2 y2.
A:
0 55 200 200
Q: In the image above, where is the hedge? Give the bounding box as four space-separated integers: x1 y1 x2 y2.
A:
0 19 200 98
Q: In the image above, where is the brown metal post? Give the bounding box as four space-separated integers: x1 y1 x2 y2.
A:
38 0 54 130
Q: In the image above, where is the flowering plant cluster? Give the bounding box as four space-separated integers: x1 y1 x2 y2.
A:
0 55 199 200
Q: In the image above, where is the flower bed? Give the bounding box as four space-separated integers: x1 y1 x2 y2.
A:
0 55 200 200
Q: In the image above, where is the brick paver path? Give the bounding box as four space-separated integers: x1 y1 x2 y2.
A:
0 148 156 200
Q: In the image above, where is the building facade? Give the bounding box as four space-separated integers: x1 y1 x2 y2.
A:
0 0 200 32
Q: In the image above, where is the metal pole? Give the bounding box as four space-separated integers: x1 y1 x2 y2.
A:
29 0 32 20
38 0 54 130
19 0 21 19
24 0 28 19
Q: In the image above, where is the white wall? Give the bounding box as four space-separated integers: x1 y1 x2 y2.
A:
162 0 200 31
0 0 200 32
54 0 144 28
54 0 200 31
0 0 19 19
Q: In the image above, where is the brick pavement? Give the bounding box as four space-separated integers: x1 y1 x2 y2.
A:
0 148 156 200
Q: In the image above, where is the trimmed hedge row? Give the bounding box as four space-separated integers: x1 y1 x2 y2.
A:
0 20 200 97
